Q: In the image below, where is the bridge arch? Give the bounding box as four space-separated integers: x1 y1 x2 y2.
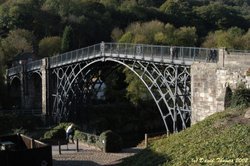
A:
9 77 22 109
27 72 42 111
51 57 191 133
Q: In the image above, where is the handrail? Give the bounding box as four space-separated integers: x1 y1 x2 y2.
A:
6 42 248 77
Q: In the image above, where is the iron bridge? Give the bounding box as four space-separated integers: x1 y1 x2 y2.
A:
7 42 218 133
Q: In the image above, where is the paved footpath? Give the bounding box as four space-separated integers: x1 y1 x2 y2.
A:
52 143 142 166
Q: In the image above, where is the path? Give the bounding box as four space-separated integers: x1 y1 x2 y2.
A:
52 143 142 166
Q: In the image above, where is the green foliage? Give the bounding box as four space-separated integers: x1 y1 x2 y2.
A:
74 130 100 148
174 27 197 46
194 2 248 31
74 130 88 141
123 68 151 106
88 135 97 144
230 85 250 108
119 0 137 10
42 0 75 17
38 36 61 57
0 29 34 63
160 0 193 26
100 0 119 8
61 25 73 52
42 122 71 140
119 108 250 166
99 130 122 152
43 128 66 139
202 27 250 49
242 29 250 49
118 21 197 46
119 32 134 43
104 67 127 103
111 27 123 42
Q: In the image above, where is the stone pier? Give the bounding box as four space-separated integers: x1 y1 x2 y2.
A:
191 49 250 124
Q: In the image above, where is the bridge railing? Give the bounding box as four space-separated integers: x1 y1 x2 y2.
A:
227 49 250 56
26 59 43 72
103 43 218 63
6 42 219 75
7 65 22 76
50 44 101 68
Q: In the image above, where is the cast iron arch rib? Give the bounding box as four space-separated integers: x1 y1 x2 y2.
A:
51 56 191 133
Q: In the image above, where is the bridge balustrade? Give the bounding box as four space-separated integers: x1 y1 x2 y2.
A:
7 65 22 77
50 44 101 68
100 43 216 63
26 59 43 72
227 49 250 56
7 42 220 76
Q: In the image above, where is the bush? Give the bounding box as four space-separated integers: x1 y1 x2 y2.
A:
74 130 99 145
43 128 66 140
42 122 73 140
88 135 97 144
99 130 122 152
230 85 250 108
74 130 88 141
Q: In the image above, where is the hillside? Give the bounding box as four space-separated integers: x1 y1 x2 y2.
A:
119 107 250 166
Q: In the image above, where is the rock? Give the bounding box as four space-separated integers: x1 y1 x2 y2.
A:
244 109 250 119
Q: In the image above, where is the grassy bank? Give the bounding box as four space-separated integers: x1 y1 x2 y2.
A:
119 107 250 166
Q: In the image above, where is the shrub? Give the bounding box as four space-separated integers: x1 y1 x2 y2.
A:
87 135 97 144
43 128 66 140
99 130 122 152
230 85 250 108
74 130 88 141
42 122 72 140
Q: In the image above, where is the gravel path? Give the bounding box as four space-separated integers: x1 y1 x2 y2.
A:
52 143 142 166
